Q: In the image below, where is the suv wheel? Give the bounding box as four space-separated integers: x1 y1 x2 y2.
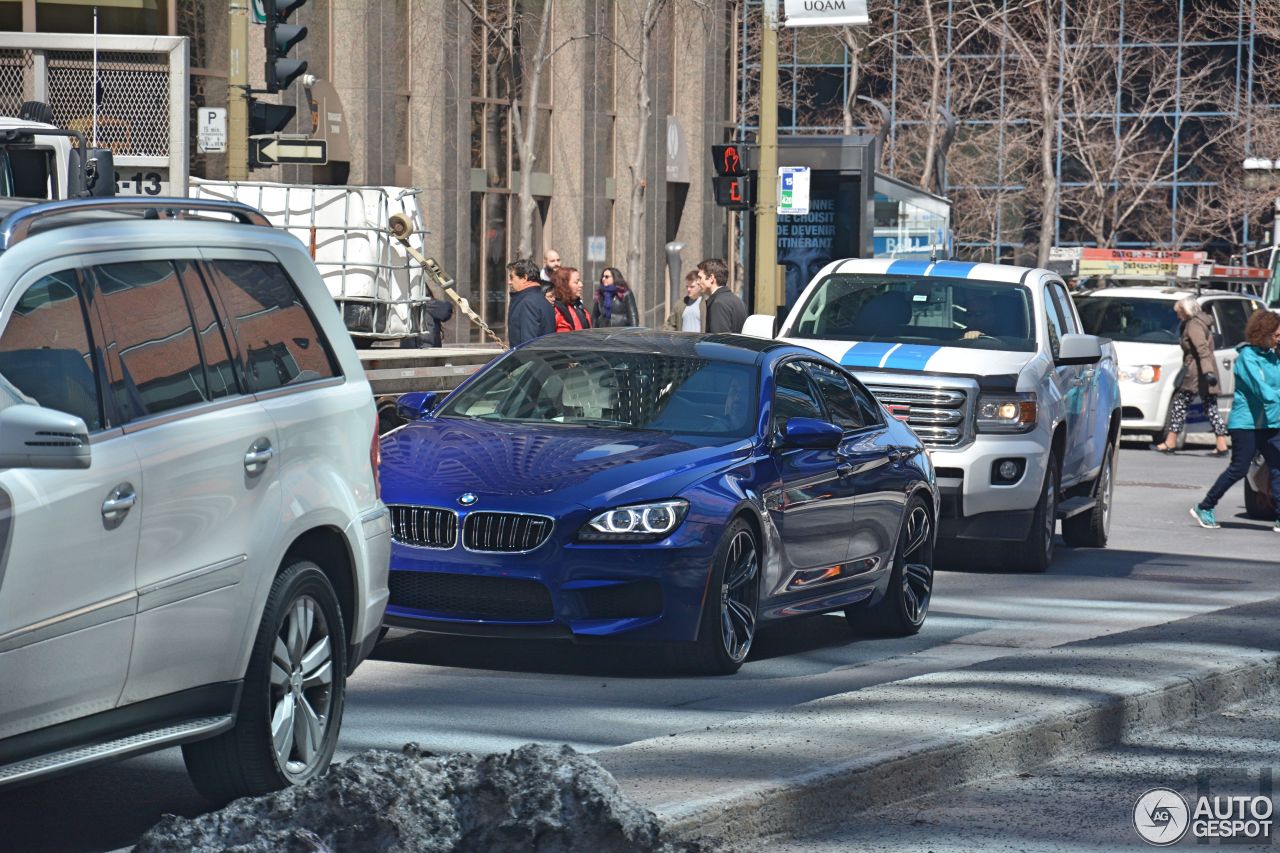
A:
183 561 347 803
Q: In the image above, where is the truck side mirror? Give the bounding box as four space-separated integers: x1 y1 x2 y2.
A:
741 314 776 339
86 149 115 197
1056 333 1103 366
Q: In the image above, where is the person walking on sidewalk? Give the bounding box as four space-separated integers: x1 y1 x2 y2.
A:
1190 309 1280 531
1156 296 1229 456
506 258 555 346
665 270 706 331
697 258 748 334
551 267 592 333
591 267 640 328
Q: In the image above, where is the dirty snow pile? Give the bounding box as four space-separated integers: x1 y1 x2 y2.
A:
134 742 730 853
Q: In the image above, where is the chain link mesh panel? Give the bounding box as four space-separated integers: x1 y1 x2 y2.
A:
0 51 31 116
47 51 170 156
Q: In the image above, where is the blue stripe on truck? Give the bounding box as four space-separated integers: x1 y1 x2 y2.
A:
882 344 941 370
839 341 896 368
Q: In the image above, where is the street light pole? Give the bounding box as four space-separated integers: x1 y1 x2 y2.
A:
753 0 780 315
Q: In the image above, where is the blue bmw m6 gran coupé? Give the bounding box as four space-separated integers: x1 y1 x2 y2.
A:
379 329 938 674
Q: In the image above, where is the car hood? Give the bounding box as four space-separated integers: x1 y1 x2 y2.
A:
780 337 1033 378
380 416 749 510
1108 340 1184 367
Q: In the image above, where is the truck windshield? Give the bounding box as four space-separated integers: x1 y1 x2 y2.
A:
1075 296 1179 344
788 274 1036 352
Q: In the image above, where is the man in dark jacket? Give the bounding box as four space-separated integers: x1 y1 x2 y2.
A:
697 257 748 334
416 296 454 347
507 258 556 346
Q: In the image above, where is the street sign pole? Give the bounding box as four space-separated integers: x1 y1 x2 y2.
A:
753 0 780 316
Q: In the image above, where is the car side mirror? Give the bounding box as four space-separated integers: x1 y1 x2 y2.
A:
396 391 439 421
778 417 842 449
741 314 777 339
0 404 91 469
1056 333 1103 366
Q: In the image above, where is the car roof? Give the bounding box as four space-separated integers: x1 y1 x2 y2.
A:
519 328 801 365
820 257 1043 285
1076 287 1257 301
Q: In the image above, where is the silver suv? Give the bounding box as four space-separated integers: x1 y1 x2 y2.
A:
0 198 390 802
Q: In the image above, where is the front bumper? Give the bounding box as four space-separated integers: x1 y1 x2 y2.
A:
385 512 720 644
933 433 1048 517
348 505 392 672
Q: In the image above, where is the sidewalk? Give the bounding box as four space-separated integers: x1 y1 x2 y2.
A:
596 597 1280 844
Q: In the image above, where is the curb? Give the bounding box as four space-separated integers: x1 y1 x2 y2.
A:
597 597 1280 844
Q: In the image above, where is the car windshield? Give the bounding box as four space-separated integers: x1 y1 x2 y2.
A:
1075 296 1179 344
788 274 1036 352
437 348 759 438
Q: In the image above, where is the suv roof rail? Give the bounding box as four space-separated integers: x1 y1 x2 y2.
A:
0 196 272 250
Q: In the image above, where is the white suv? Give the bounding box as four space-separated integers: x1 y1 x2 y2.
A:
0 197 390 802
1073 287 1267 441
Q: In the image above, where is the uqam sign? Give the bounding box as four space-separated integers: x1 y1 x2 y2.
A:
783 0 869 27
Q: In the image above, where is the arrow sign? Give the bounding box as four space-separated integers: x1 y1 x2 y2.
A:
250 136 328 166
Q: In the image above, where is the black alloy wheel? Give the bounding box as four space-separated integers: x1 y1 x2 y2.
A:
685 518 760 675
848 496 934 636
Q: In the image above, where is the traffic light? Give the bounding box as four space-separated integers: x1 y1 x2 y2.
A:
249 100 297 137
711 143 750 209
264 0 309 94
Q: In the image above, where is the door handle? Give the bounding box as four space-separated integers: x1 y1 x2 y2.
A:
102 483 137 519
244 439 274 472
836 462 855 477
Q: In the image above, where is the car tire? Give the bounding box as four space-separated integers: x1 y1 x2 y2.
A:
183 561 347 804
1004 451 1058 573
684 518 760 676
1062 442 1115 548
846 496 934 637
1244 475 1271 520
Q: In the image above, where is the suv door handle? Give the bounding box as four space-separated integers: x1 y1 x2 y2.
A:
244 439 274 472
102 483 137 519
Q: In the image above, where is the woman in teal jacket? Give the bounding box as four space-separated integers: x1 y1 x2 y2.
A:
1191 309 1280 531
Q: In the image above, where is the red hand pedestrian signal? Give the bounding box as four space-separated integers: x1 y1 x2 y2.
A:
710 144 746 177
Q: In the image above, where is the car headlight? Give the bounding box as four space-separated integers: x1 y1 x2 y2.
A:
577 499 689 542
1117 364 1161 384
976 392 1037 434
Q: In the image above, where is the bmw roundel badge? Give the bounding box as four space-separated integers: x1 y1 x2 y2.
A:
458 492 478 506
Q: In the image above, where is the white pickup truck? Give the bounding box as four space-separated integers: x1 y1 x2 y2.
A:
744 258 1122 571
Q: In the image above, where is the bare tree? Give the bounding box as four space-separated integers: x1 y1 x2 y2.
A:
461 0 591 259
612 0 671 305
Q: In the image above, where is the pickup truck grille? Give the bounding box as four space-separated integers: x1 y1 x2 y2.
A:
866 384 970 448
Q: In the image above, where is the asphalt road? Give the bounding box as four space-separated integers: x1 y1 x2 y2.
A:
3 443 1278 853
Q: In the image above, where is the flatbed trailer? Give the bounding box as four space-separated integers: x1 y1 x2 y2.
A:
359 345 503 431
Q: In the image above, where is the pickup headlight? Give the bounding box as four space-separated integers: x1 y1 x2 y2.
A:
578 499 689 542
976 392 1037 434
1117 364 1161 384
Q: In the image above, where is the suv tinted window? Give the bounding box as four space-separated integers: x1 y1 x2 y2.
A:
0 271 101 429
177 261 238 400
94 260 213 419
806 362 866 431
1211 299 1253 348
205 260 338 392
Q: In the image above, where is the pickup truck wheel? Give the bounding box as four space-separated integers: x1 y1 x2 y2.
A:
1062 442 1115 548
846 497 933 636
1004 452 1058 573
183 561 347 804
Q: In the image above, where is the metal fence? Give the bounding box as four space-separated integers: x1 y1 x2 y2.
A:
0 33 188 194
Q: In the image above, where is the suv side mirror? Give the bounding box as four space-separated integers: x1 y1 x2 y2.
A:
741 314 777 339
778 417 842 449
1056 333 1103 366
0 404 91 469
396 391 440 421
